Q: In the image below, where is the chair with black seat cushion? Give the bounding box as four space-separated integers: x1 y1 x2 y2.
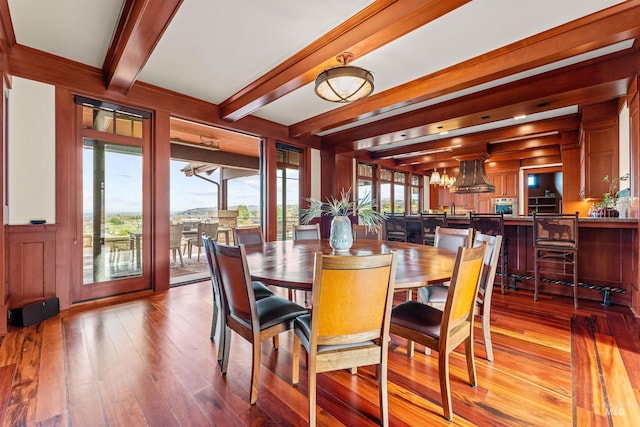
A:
418 232 502 361
292 251 397 426
293 223 320 240
202 235 274 362
234 226 265 245
470 212 508 294
420 213 447 246
384 213 407 242
212 241 307 404
390 243 487 422
352 223 381 241
533 212 579 308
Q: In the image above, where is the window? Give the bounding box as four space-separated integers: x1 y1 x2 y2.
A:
527 174 538 188
357 162 376 209
380 168 406 214
277 144 302 240
410 174 423 214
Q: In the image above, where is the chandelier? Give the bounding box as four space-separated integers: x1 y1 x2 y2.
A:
429 152 441 185
315 52 374 103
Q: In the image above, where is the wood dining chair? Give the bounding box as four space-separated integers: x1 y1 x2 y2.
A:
202 235 274 364
418 232 503 361
390 243 487 422
352 223 381 240
292 251 397 426
234 226 264 245
293 223 320 240
212 241 307 404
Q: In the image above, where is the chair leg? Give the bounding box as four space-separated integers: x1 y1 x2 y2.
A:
250 336 261 404
438 351 453 422
378 362 389 427
573 256 579 309
308 362 318 426
292 334 300 385
534 251 540 301
178 249 183 267
220 326 232 373
482 306 494 362
464 335 478 388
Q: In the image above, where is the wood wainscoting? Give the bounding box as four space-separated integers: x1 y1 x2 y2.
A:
7 224 57 311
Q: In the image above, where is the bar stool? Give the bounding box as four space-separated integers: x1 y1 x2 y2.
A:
470 212 508 293
384 213 407 242
420 213 447 246
532 212 579 308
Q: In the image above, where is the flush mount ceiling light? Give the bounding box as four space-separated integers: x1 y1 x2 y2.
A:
315 52 374 103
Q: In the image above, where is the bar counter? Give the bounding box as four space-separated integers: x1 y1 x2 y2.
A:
407 215 637 306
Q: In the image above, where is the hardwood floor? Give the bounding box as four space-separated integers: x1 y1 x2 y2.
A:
0 282 638 426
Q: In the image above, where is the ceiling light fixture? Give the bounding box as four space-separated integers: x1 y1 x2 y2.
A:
315 52 374 103
429 152 441 185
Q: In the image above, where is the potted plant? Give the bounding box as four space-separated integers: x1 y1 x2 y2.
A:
591 173 629 217
300 188 386 252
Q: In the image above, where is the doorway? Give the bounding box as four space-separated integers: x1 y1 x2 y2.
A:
169 118 261 285
524 167 563 215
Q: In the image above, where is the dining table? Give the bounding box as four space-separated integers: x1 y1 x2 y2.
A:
243 239 457 293
243 238 457 358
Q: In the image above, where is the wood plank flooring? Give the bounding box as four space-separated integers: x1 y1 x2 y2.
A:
0 282 638 426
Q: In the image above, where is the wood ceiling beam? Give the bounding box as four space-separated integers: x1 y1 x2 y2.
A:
323 50 638 150
103 0 182 93
290 1 640 137
395 134 564 167
373 115 580 161
218 0 470 122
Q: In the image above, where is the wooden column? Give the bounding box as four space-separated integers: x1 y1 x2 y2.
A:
628 75 639 316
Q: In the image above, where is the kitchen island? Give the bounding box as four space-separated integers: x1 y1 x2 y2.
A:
418 215 637 307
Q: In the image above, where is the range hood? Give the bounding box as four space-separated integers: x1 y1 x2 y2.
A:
449 158 496 194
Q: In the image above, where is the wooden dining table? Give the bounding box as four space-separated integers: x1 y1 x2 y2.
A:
243 239 457 292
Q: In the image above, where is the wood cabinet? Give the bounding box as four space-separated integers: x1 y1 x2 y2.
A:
436 187 476 210
490 171 518 197
580 102 619 201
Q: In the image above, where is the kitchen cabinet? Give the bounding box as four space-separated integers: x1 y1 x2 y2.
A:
491 171 518 197
580 106 619 200
437 187 476 211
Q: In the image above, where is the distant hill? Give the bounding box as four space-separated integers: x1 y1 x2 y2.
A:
171 205 261 215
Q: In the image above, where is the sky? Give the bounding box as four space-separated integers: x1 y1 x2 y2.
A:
82 146 296 214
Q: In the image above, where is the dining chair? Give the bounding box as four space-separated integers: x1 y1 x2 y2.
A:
352 223 381 240
202 235 274 363
533 212 579 308
418 232 503 361
212 241 307 404
420 213 447 246
169 223 184 267
390 243 487 422
234 226 264 245
292 251 397 426
433 226 474 252
187 223 219 261
293 223 320 240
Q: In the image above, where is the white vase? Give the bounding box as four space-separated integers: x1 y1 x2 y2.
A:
329 216 353 253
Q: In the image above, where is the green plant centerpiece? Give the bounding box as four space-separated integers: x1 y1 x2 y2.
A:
300 188 386 253
591 173 629 217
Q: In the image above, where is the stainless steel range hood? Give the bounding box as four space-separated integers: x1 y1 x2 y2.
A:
449 158 496 194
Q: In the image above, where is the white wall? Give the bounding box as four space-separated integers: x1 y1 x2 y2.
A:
8 77 56 224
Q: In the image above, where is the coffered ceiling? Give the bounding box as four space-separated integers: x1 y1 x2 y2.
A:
5 0 640 171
